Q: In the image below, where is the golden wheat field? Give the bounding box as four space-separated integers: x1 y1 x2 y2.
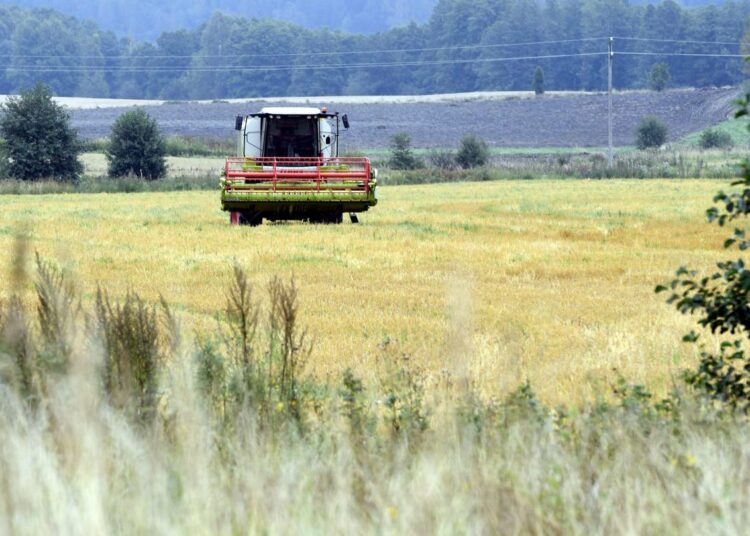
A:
0 179 729 403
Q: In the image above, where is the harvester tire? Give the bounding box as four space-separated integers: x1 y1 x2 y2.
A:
239 211 262 226
309 212 342 224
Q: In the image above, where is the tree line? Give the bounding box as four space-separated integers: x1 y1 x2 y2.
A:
15 0 438 41
0 0 748 99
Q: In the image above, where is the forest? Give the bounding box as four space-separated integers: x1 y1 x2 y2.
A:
12 0 439 40
0 0 747 99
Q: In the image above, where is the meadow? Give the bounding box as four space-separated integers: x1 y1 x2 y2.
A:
0 179 727 404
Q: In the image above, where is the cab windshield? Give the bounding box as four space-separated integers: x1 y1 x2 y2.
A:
263 116 319 158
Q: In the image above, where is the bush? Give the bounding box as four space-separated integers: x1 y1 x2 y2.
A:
388 133 422 170
0 139 7 178
635 116 668 150
699 128 733 149
107 109 167 180
648 62 671 92
657 92 750 411
0 83 83 182
428 149 457 170
94 288 169 423
456 134 490 169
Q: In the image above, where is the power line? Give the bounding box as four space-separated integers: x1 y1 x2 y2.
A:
0 36 740 73
0 36 739 65
0 36 739 63
6 48 741 74
617 51 743 58
613 36 740 46
0 37 607 61
3 52 607 73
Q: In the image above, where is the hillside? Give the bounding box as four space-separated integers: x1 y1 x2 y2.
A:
67 88 740 149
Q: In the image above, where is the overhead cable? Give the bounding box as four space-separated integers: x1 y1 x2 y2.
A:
3 52 608 73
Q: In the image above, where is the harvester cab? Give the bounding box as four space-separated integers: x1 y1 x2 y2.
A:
220 107 377 226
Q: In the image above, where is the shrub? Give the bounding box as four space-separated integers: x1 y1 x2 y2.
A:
388 133 422 170
0 83 83 182
699 128 733 149
94 288 168 423
456 134 490 169
648 62 671 92
657 92 750 411
635 116 668 150
195 266 312 428
0 138 7 178
106 109 167 180
532 66 545 95
428 149 457 170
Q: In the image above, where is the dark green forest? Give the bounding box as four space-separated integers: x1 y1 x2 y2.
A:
0 0 748 99
11 0 438 40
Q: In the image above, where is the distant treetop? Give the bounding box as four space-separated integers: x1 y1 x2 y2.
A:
0 0 747 99
15 0 438 40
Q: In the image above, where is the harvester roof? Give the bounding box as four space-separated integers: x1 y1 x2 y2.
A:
256 106 328 117
250 106 338 117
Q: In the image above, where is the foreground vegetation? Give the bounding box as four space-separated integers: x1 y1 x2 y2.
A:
1 253 749 533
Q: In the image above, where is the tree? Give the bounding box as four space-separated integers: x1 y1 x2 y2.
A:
106 109 167 180
648 63 671 92
0 83 83 181
456 134 489 169
532 66 545 95
657 93 750 411
0 138 7 178
388 133 422 170
635 116 668 150
699 128 733 150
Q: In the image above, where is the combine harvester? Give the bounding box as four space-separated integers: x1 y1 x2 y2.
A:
221 107 377 225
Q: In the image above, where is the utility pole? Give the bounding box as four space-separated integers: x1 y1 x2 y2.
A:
608 37 614 169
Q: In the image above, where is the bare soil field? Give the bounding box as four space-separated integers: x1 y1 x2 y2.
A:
67 87 739 149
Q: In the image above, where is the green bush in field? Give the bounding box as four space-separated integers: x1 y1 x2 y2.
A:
699 128 733 149
456 134 489 169
636 116 668 150
0 83 83 182
0 138 7 178
428 149 457 170
107 109 167 180
658 92 750 411
388 133 423 170
648 62 671 92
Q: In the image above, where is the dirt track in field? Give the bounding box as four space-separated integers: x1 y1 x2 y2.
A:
69 87 739 149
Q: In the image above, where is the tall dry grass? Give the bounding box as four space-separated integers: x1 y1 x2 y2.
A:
0 254 749 534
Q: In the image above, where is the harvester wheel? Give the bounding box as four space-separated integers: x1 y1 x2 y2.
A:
239 211 262 226
349 213 359 224
230 211 240 225
309 212 342 224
